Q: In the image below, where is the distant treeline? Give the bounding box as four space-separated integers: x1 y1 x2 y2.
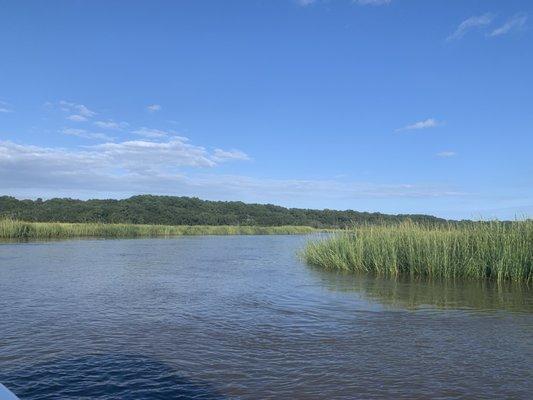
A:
0 195 448 228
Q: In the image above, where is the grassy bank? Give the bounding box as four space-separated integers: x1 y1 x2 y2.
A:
303 221 533 283
0 219 317 239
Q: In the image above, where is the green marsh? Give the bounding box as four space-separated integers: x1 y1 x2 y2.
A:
0 219 317 239
303 221 532 283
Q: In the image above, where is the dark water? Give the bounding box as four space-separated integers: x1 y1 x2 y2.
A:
1 236 532 399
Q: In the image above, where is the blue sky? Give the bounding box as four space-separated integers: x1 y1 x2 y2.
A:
0 0 531 219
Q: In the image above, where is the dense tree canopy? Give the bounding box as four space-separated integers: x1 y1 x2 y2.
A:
0 195 447 228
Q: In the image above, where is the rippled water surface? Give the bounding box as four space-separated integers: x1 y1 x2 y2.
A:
1 236 532 399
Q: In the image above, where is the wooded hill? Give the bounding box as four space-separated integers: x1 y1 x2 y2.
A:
0 195 447 228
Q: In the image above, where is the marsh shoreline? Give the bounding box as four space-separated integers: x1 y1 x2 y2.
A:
303 221 533 283
0 219 319 240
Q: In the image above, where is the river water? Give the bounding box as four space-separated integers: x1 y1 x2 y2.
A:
1 236 531 399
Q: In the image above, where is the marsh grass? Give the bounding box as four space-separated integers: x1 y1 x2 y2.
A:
0 219 317 240
303 220 533 283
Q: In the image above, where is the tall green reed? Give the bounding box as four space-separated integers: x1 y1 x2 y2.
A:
0 219 317 239
303 220 532 283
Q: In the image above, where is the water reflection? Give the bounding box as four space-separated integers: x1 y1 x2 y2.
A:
0 354 224 400
309 268 533 312
1 236 532 399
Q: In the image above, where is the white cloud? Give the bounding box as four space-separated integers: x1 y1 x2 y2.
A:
396 118 442 132
94 120 129 130
58 101 96 118
212 149 251 162
436 151 457 158
0 101 13 113
354 0 391 5
132 127 172 138
0 140 462 203
1 137 248 173
67 115 88 122
297 0 390 6
296 0 316 6
61 128 114 141
489 13 527 37
146 104 161 112
447 13 494 41
0 138 249 187
93 138 217 169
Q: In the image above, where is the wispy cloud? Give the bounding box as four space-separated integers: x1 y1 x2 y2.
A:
92 138 219 169
436 151 457 158
0 101 13 113
146 104 161 112
59 100 96 118
354 0 391 5
0 140 461 203
132 127 173 138
94 120 129 130
67 114 88 122
56 100 96 123
297 0 391 6
489 13 527 37
396 118 442 132
296 0 316 6
212 149 251 162
447 13 494 41
0 138 249 180
61 128 114 141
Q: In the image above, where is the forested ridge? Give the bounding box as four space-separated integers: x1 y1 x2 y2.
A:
0 195 448 228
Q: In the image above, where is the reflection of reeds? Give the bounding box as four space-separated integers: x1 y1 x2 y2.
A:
0 219 317 239
303 221 533 283
316 271 531 311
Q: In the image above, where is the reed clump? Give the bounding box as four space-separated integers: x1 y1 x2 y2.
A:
303 220 533 283
0 219 316 239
